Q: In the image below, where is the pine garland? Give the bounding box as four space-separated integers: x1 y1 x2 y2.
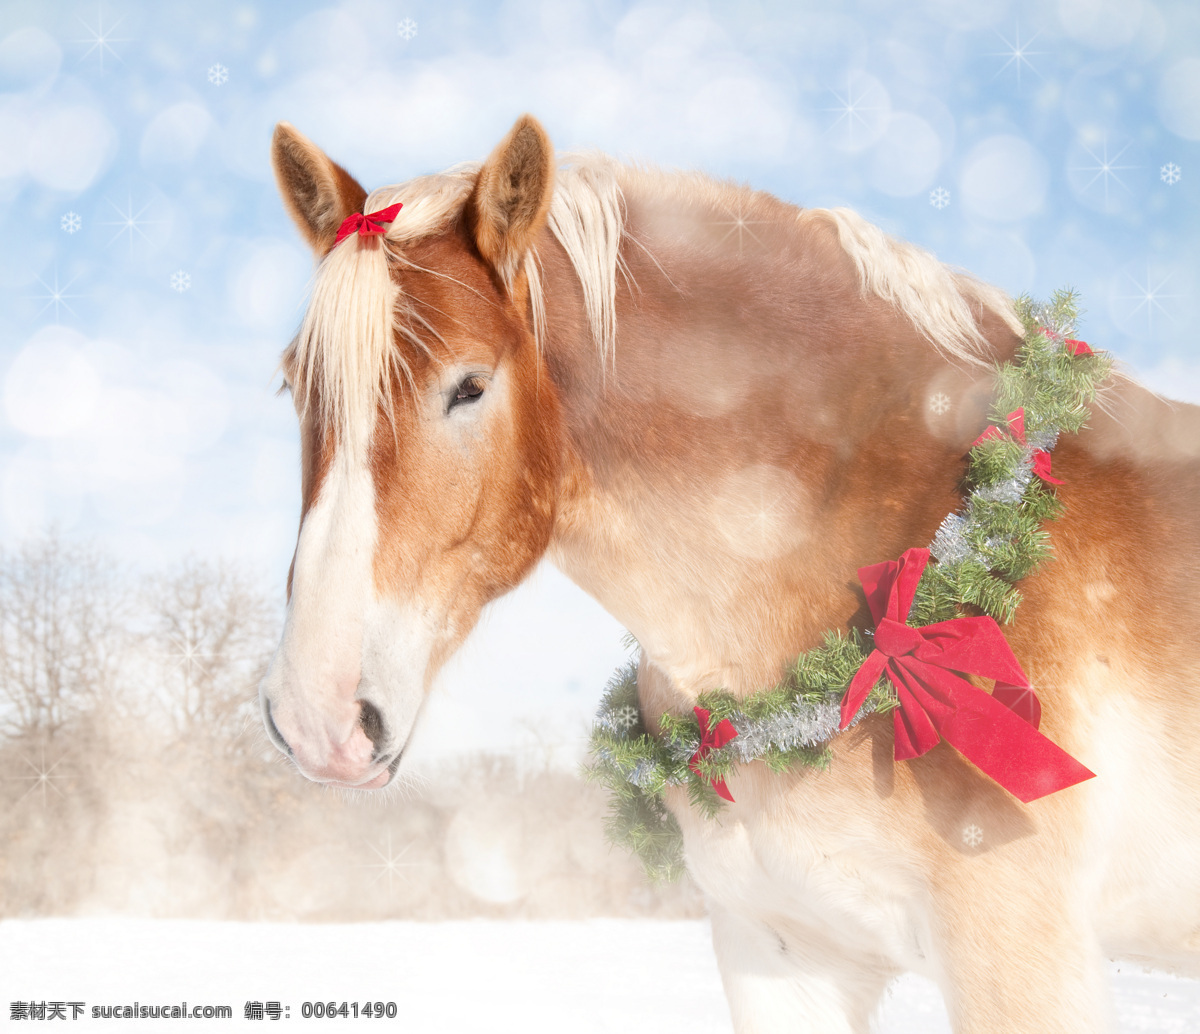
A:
585 291 1111 881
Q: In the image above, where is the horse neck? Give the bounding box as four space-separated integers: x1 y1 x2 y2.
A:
538 192 1011 699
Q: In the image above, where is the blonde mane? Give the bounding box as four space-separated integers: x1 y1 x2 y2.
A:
288 153 1019 451
815 206 1022 361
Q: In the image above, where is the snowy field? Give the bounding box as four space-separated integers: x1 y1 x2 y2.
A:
2 920 1199 1032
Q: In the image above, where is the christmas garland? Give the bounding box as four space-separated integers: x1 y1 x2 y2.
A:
585 291 1112 882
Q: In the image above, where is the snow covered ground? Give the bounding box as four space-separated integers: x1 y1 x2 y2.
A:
2 919 1199 1032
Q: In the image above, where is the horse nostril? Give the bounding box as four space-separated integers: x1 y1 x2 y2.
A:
358 699 387 760
264 700 292 756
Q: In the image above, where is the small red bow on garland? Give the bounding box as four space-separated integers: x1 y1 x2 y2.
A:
1037 326 1095 358
972 407 1063 485
690 706 738 802
334 203 403 246
838 548 1094 803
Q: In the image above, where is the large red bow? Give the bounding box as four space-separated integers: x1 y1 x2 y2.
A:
838 548 1094 803
690 706 738 802
334 203 403 246
972 407 1063 485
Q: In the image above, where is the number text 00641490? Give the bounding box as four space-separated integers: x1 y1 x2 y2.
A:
301 1002 398 1019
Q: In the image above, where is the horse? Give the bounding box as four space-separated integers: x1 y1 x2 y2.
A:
259 113 1200 1033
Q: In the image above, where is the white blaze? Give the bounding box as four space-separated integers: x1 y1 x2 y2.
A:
263 442 433 777
264 448 377 762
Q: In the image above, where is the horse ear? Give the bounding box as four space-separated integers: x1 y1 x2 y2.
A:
466 114 555 288
271 122 368 255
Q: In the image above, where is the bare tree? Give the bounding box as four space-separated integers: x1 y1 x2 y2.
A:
142 559 279 751
0 535 123 741
0 539 701 922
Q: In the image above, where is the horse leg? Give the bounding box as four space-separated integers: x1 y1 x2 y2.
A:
709 904 894 1034
933 893 1113 1034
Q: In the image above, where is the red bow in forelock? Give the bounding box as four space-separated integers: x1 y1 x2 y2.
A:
972 407 1063 485
334 203 403 246
838 548 1094 803
690 706 738 802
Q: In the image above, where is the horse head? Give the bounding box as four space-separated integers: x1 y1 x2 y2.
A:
260 116 563 788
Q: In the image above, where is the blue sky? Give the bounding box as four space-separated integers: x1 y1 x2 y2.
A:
1 0 1197 755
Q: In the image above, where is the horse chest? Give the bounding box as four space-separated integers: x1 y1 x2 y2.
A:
669 785 935 974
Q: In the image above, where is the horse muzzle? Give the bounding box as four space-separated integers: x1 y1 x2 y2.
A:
262 693 397 789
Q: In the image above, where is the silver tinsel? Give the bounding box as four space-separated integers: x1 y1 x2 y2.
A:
600 696 879 771
728 698 846 760
973 469 1030 504
627 757 659 787
941 426 1059 559
930 512 984 565
1027 429 1059 452
666 735 698 764
1029 303 1074 339
593 709 624 736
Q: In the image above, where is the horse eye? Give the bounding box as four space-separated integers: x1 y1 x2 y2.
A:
449 376 485 410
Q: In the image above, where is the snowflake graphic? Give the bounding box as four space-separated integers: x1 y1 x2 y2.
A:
362 832 420 896
32 267 85 323
929 392 952 415
1161 162 1182 185
710 197 767 255
7 749 70 809
163 632 211 680
822 74 887 149
929 187 951 210
1071 135 1137 209
61 211 82 234
397 18 418 40
1115 266 1184 335
743 488 789 551
962 824 984 848
71 8 131 71
207 63 229 86
101 192 161 254
170 270 191 293
990 22 1044 92
613 705 640 731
